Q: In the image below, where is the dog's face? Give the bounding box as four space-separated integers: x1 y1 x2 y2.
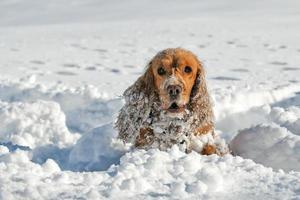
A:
149 49 200 113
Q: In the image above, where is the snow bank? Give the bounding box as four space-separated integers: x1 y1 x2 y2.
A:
105 147 300 199
270 106 300 135
0 100 80 148
0 69 298 199
1 146 300 199
229 105 300 171
213 84 300 121
231 123 300 172
0 67 299 196
107 147 227 198
0 78 122 133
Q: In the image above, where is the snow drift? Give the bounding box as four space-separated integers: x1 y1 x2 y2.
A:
1 145 300 199
0 78 299 199
0 100 80 148
231 123 300 171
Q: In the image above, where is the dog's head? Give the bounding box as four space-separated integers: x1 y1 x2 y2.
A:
141 48 205 114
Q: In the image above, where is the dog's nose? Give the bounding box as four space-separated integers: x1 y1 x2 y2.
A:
167 85 182 99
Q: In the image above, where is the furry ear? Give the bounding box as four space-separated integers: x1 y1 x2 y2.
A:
188 58 214 133
190 60 206 101
142 62 155 97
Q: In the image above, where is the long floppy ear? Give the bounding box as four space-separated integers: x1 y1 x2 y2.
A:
190 60 207 100
141 62 155 97
115 62 156 143
188 58 214 127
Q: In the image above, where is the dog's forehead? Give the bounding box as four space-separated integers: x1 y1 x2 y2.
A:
156 52 198 68
175 52 198 66
160 56 173 67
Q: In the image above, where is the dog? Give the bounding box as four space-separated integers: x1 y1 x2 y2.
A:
116 48 228 155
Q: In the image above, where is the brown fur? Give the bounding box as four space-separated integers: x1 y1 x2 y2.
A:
201 144 217 155
195 123 215 136
135 128 154 148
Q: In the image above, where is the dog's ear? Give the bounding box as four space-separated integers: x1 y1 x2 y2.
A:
141 61 155 97
188 58 214 130
190 60 206 101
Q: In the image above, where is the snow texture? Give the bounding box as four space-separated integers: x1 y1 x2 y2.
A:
0 100 80 148
0 0 300 199
68 123 129 171
1 146 300 200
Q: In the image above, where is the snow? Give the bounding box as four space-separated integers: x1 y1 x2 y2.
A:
0 146 9 156
68 123 129 171
231 123 300 172
0 100 80 148
1 146 300 199
0 0 300 199
0 78 122 133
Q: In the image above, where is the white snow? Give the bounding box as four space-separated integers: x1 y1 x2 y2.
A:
0 100 80 148
1 146 300 200
0 146 9 156
0 78 122 133
0 0 300 199
68 123 129 171
231 123 300 171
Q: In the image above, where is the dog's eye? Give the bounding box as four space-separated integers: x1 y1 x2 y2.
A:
157 67 166 76
184 66 192 73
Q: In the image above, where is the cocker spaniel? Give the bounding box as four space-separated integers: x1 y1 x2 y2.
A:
116 48 228 155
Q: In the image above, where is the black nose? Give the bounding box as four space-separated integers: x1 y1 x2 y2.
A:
167 85 182 99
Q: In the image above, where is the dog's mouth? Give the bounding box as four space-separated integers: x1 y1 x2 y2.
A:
167 102 185 113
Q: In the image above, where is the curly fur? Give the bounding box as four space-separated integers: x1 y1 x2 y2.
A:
115 48 228 155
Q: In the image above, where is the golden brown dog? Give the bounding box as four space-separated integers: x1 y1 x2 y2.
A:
116 48 228 155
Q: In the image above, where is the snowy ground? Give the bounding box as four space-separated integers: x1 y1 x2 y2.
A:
0 0 300 199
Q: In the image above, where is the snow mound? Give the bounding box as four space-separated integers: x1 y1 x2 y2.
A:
0 100 80 148
105 147 300 199
1 146 300 199
213 84 300 121
229 104 300 172
270 106 300 135
68 123 129 171
108 147 226 198
0 78 122 133
231 123 300 172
